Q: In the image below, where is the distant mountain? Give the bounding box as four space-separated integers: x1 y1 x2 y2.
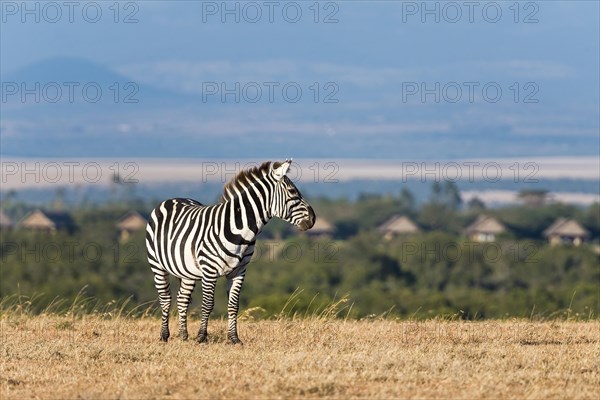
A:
1 57 198 114
4 57 131 85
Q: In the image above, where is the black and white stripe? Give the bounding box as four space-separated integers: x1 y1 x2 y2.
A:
146 160 315 344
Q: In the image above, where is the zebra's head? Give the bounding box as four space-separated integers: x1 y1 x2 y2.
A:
270 160 316 231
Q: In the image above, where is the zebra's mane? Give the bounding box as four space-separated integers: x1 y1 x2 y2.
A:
220 161 282 203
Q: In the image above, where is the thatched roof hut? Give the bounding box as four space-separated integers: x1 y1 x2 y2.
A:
116 211 148 240
19 210 75 233
543 218 589 246
465 215 506 242
306 217 335 238
378 215 420 239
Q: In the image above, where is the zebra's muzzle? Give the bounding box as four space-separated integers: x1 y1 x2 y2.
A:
298 206 316 231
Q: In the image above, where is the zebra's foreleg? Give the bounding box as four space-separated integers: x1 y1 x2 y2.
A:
226 273 246 345
197 278 216 343
153 270 171 342
176 278 196 340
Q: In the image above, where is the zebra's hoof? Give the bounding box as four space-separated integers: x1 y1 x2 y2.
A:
178 332 189 341
197 334 208 344
228 338 243 345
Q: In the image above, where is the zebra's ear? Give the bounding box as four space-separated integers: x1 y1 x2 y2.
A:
273 160 291 181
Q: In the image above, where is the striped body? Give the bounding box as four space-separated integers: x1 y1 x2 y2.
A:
147 199 256 280
146 160 315 344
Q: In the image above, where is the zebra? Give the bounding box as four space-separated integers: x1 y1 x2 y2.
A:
146 160 315 344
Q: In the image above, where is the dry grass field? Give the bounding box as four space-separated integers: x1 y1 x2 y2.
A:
1 311 599 400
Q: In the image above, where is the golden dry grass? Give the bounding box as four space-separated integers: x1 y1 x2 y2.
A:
1 315 599 399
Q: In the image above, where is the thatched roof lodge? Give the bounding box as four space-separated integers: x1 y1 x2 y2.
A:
465 215 506 242
305 217 335 238
543 218 589 247
378 215 420 240
19 209 75 234
116 211 148 240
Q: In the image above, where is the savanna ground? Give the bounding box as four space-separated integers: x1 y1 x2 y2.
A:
1 303 599 400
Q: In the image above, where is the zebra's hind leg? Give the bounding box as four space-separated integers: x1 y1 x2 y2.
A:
153 270 171 342
226 272 246 345
197 278 217 344
177 278 197 340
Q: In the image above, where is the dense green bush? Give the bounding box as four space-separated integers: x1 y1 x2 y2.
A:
1 200 598 319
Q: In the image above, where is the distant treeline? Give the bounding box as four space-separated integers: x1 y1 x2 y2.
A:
1 185 598 319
